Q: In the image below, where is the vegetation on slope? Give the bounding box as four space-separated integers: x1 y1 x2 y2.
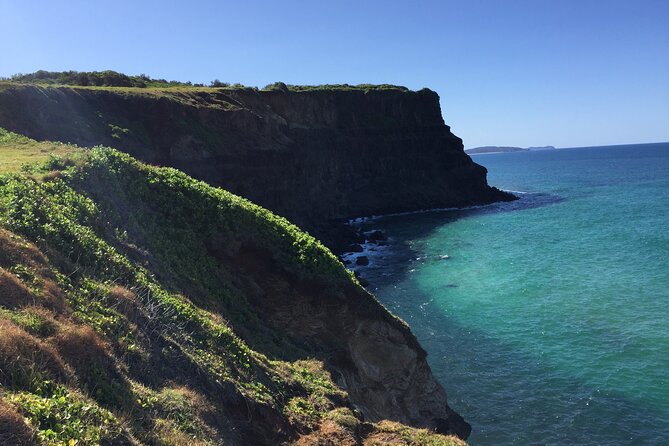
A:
0 132 464 445
262 81 410 92
1 71 412 94
4 71 197 89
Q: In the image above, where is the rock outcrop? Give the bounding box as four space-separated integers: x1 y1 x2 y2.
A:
0 85 513 239
223 238 471 438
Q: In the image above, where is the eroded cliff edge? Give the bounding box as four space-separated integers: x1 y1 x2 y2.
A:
0 84 513 241
0 146 470 444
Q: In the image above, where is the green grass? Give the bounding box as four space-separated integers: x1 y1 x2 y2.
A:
1 70 415 94
0 128 80 174
6 386 130 445
4 70 195 88
265 82 410 92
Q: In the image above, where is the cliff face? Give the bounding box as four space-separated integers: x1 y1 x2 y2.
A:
0 85 511 234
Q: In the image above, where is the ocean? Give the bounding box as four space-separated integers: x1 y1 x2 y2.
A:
346 143 669 445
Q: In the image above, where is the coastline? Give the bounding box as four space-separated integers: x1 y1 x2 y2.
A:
337 189 568 286
342 143 669 444
320 189 519 259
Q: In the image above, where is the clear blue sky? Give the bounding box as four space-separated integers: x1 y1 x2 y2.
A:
1 0 667 148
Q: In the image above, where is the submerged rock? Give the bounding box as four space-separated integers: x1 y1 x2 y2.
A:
356 256 370 266
366 230 388 242
347 243 364 253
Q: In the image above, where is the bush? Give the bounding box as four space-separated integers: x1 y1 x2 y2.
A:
263 81 289 92
5 70 193 88
54 325 133 409
209 79 229 87
8 387 129 445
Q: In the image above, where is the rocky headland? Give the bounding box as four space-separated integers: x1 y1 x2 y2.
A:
0 75 514 445
0 82 513 248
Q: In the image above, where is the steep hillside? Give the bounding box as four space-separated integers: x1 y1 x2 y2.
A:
0 138 469 445
0 83 513 241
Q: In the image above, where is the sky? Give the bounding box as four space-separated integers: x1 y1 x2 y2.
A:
1 0 667 149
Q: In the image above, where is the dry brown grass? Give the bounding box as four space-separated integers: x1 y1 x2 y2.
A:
53 324 133 408
0 229 66 311
0 320 69 390
151 418 213 446
54 325 113 366
0 229 46 268
107 285 143 322
108 285 136 302
0 399 35 445
293 419 359 446
0 268 35 309
364 421 467 446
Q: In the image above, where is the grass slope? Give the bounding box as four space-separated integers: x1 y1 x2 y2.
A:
0 129 78 174
0 132 464 445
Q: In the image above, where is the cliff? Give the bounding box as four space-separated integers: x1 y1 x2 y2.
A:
0 84 512 242
0 139 469 445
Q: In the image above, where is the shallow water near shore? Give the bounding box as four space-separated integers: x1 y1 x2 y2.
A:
351 143 669 445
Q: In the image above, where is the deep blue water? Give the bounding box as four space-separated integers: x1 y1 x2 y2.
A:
346 143 669 445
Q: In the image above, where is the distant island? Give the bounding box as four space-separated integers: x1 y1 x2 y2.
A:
466 145 556 154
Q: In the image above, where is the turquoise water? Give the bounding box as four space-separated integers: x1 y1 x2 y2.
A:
353 143 669 445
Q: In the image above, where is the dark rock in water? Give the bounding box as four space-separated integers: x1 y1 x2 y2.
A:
347 243 364 253
433 410 472 439
356 256 370 266
314 219 364 254
366 230 388 242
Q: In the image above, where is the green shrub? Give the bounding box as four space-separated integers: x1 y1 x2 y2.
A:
7 387 129 445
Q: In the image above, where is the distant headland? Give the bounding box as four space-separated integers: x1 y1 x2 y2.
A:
466 145 556 154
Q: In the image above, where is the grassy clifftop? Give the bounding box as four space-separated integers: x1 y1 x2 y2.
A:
0 130 466 445
1 70 410 93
